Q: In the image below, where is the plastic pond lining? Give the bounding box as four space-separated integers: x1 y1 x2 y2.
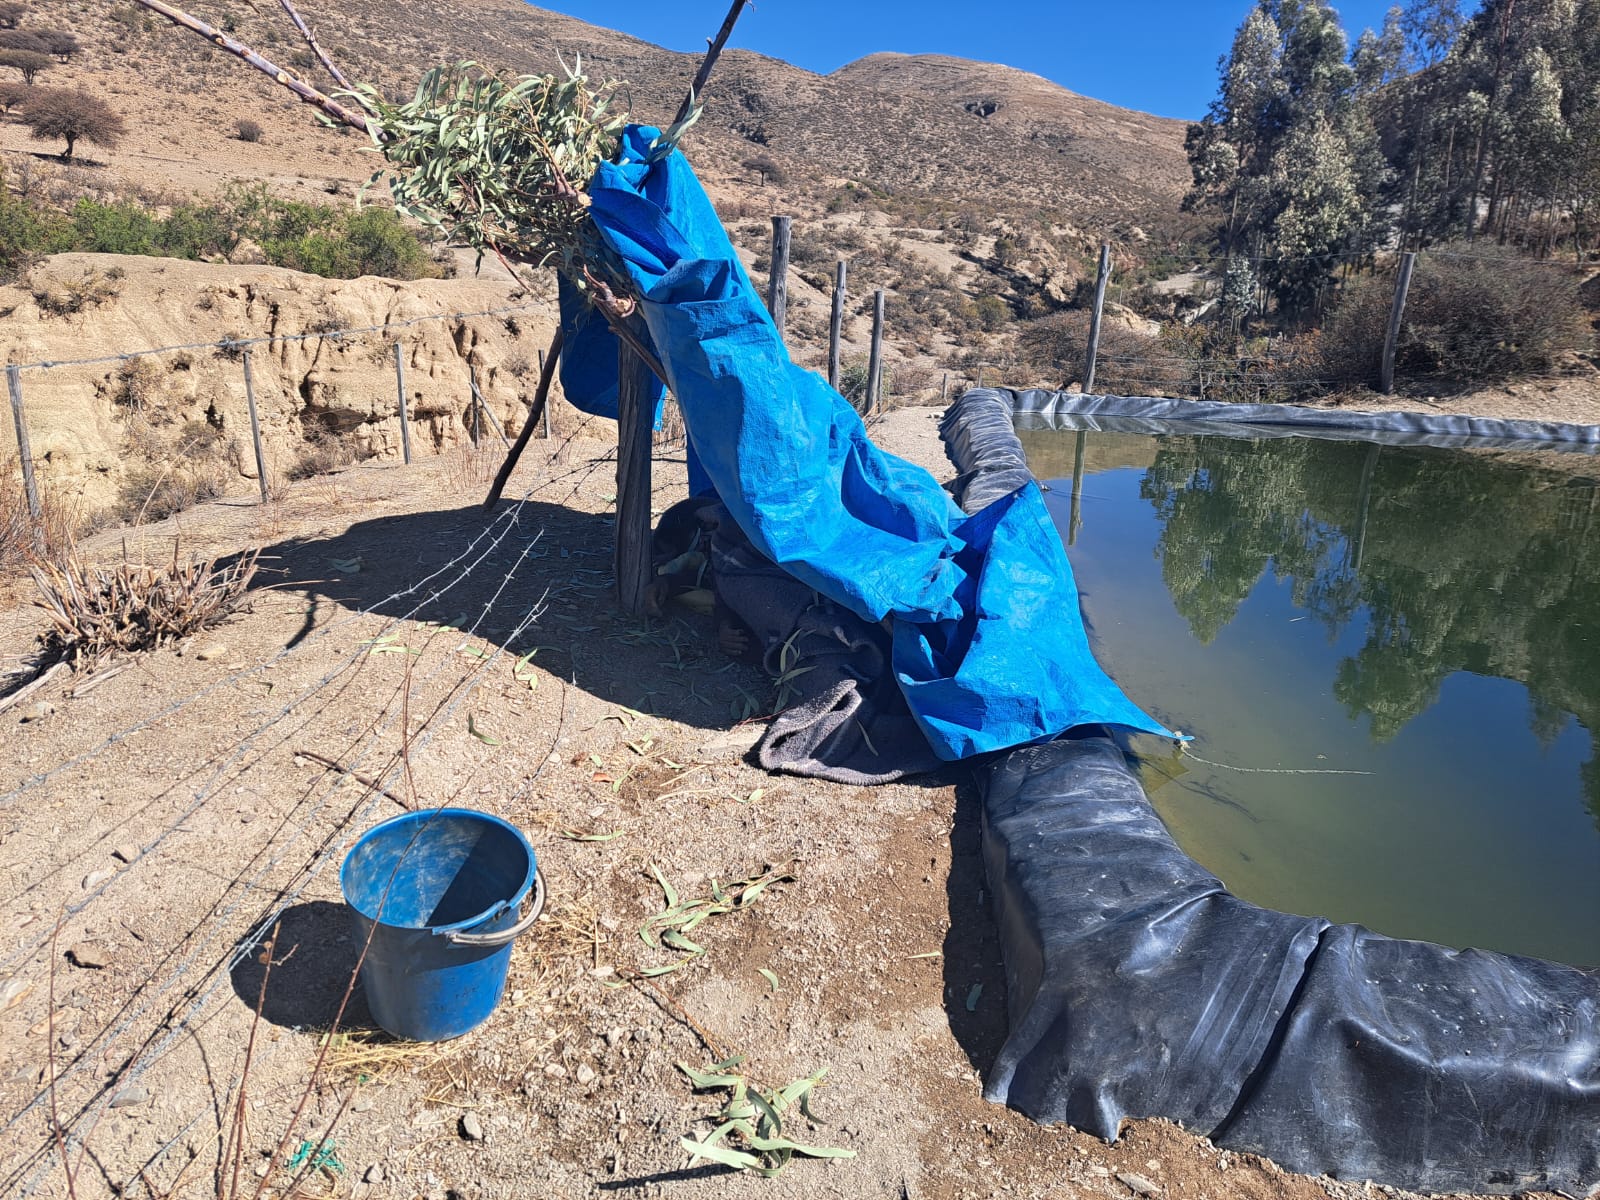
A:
941 388 1600 1196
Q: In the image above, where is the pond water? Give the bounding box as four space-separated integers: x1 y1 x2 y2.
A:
1022 425 1600 967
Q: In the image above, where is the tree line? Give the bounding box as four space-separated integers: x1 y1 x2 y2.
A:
1185 0 1600 316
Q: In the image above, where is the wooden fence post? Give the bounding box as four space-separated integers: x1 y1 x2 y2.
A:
864 289 885 414
1380 251 1417 395
940 372 948 402
767 215 792 338
6 364 41 524
614 340 656 614
241 350 270 503
828 259 847 390
393 340 413 465
1083 241 1112 394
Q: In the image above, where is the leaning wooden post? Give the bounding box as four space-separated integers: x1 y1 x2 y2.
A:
483 328 564 511
1083 241 1112 394
539 348 551 439
392 340 413 465
1380 251 1417 395
767 215 792 338
864 289 885 414
614 340 656 614
827 259 847 390
468 364 511 449
241 350 270 503
6 364 41 524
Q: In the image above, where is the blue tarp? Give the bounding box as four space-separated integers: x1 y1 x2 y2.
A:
562 125 1169 759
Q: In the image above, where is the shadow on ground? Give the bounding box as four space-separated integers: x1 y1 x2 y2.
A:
229 900 375 1031
941 773 1010 1078
246 496 764 734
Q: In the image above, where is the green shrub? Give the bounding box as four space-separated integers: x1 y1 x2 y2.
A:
0 175 437 280
70 197 160 254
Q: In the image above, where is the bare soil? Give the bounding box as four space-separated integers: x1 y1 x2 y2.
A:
0 408 1570 1200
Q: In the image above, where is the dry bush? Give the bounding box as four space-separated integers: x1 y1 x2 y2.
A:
115 420 236 524
1017 309 1162 391
235 117 263 143
1 458 78 573
287 426 358 480
1318 248 1591 389
32 546 259 665
32 267 120 315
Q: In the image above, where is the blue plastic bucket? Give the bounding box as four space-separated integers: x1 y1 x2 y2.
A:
339 809 543 1042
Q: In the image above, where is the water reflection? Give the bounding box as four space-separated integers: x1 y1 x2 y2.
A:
1023 427 1600 962
1136 435 1600 831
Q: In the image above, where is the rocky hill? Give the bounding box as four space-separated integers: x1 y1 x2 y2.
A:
0 0 1195 517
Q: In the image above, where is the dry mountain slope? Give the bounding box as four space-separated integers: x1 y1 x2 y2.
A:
833 53 1190 201
80 0 1190 228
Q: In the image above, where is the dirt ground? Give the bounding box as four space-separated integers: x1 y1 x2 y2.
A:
0 406 1578 1200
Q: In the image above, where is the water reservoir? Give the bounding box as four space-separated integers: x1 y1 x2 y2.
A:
1024 426 1600 966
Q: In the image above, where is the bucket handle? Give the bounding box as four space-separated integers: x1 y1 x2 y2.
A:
441 868 546 948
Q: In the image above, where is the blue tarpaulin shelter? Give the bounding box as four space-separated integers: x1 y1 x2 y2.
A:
559 126 1169 760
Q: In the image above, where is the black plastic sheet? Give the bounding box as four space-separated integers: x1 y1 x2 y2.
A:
981 738 1600 1195
944 388 1600 1195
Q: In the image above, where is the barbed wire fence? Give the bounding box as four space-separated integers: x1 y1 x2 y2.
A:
0 220 1593 1193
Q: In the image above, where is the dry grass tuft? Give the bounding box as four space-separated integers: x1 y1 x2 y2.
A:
1 459 80 574
31 545 260 665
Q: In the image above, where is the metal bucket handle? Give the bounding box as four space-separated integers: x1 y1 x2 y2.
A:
440 867 546 948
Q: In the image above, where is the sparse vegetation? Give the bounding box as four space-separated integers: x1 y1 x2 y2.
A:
235 117 263 143
0 171 440 281
0 2 25 29
1 457 78 574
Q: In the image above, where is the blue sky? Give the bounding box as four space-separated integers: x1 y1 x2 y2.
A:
530 1 1402 121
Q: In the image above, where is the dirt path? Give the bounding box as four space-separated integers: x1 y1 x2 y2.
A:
0 411 1563 1200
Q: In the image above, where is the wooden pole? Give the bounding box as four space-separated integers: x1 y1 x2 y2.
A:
392 340 412 465
539 348 551 439
827 259 847 390
614 338 656 614
241 350 270 503
940 372 949 402
468 364 511 449
483 328 564 510
1083 241 1112 394
467 369 480 448
6 365 41 525
864 289 885 415
1380 251 1417 395
767 215 792 338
